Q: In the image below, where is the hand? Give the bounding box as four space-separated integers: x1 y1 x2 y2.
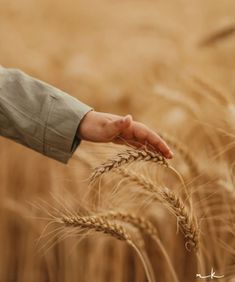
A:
77 110 174 159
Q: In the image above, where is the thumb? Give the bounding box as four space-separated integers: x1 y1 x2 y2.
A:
114 114 132 130
107 114 132 138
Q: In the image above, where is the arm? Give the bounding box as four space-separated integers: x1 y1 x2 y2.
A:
0 66 173 164
0 66 92 163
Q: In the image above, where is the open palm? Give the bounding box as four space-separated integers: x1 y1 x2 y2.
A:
77 111 173 159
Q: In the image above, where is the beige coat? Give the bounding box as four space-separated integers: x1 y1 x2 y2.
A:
0 66 92 163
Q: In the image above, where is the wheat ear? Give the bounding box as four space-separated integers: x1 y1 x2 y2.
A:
90 149 168 183
57 214 155 282
160 187 198 251
99 212 158 240
99 211 179 282
60 215 129 241
90 148 190 206
117 168 199 251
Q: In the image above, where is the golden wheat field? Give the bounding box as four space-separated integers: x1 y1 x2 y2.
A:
1 0 235 281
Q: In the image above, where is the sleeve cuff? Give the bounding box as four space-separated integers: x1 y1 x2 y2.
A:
43 89 93 164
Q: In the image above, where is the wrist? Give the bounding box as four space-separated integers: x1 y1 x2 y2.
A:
76 109 95 140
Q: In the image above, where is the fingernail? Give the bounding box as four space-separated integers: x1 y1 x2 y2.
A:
167 151 174 158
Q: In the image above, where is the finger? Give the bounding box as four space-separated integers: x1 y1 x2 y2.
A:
124 114 133 127
114 114 132 130
113 138 144 149
147 131 174 159
114 135 173 159
132 122 173 158
107 115 132 139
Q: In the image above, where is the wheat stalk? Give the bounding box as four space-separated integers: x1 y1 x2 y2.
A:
117 168 199 251
90 149 168 183
99 211 179 282
56 214 155 282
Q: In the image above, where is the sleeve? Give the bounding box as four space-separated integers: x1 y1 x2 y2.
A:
0 66 93 164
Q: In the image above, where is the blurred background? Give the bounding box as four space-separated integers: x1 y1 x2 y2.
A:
0 0 235 281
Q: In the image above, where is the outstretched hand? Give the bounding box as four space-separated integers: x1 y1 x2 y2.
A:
77 110 174 159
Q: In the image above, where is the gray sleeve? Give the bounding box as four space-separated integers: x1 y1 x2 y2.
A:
0 66 93 163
